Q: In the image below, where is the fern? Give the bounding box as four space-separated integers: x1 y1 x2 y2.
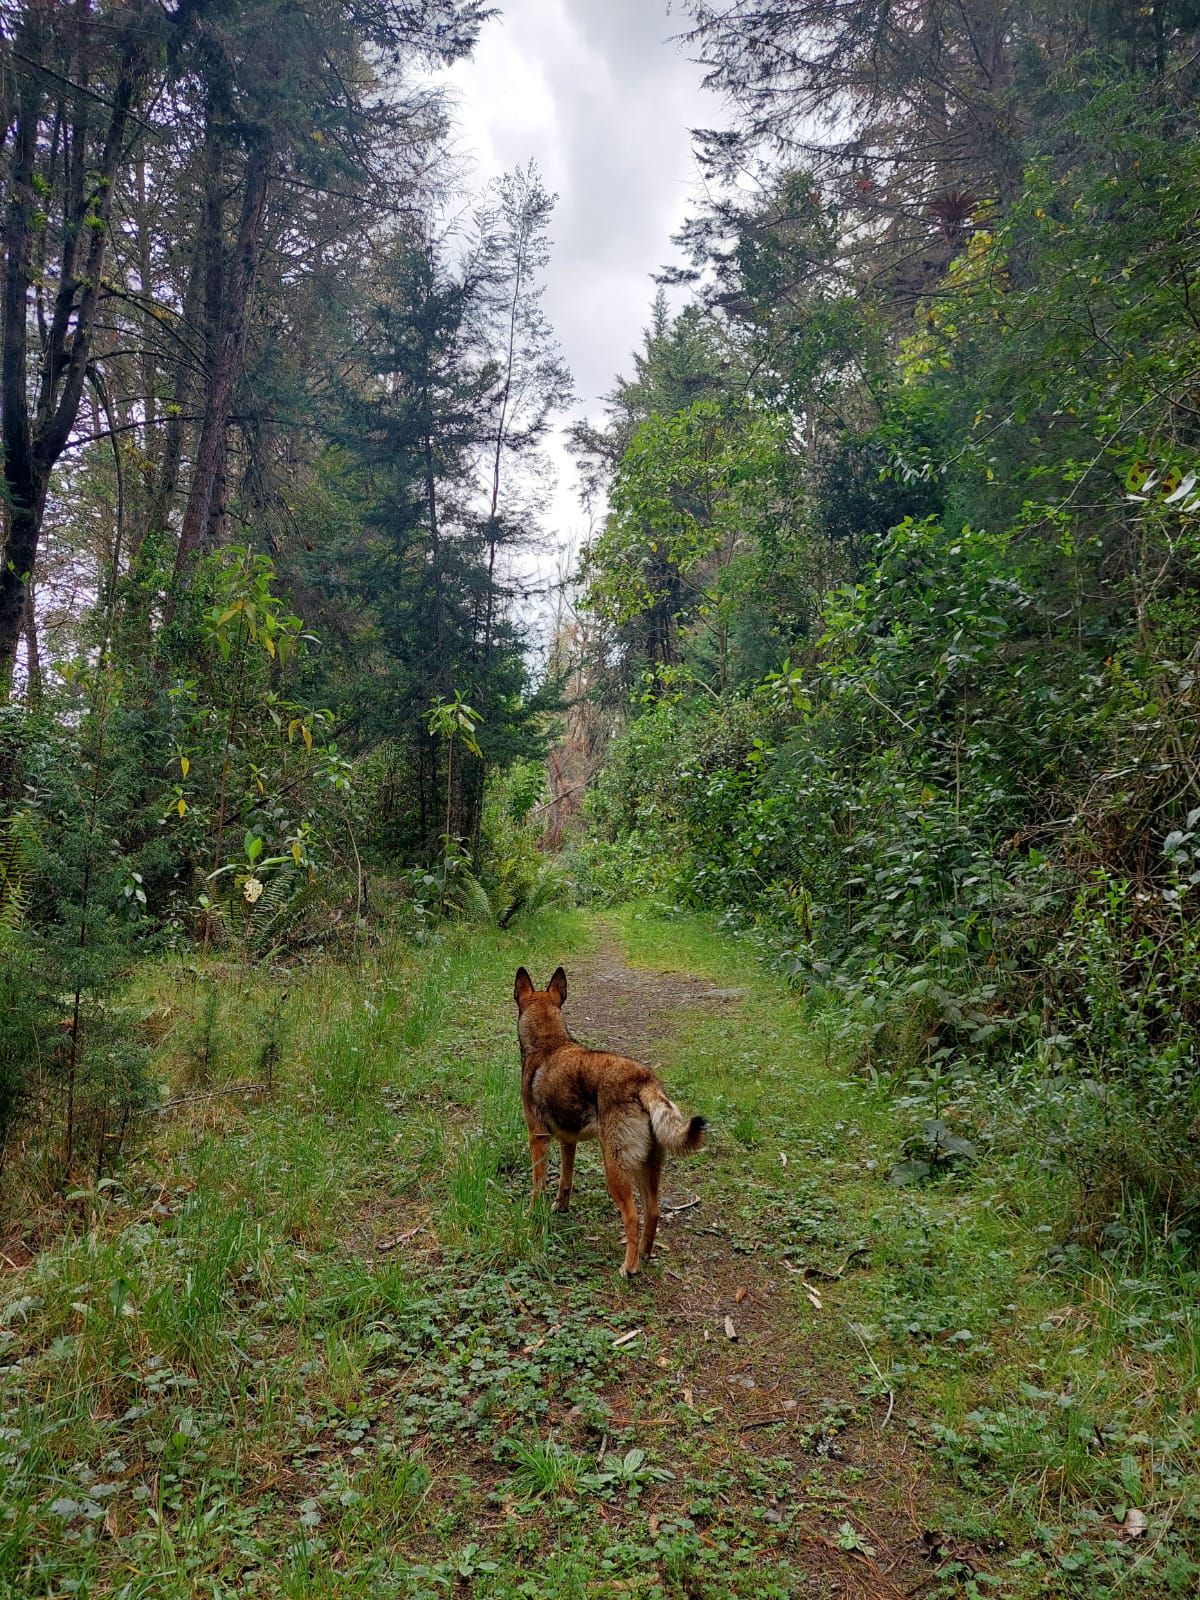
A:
0 811 38 940
242 864 317 952
496 860 567 927
444 853 568 930
525 858 567 916
450 868 500 926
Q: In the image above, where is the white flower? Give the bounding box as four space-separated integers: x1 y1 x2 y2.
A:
243 876 264 904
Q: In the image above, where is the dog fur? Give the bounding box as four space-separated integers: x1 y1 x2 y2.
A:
513 965 705 1275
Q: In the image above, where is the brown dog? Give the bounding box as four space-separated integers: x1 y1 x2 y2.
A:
513 965 705 1276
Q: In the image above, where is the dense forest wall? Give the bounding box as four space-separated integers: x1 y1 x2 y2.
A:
0 1 571 1182
570 1 1200 1236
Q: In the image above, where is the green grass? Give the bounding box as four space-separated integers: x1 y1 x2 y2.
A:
611 905 1200 1596
1 904 1197 1597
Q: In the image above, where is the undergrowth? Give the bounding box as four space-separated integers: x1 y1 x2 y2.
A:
0 908 1196 1597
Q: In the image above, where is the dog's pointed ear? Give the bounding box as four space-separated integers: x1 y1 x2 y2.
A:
547 966 567 1007
514 967 534 1008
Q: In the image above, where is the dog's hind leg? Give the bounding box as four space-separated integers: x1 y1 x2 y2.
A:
636 1147 663 1263
528 1127 551 1200
553 1138 576 1212
601 1145 642 1276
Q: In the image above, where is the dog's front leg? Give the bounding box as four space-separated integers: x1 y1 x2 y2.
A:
553 1139 576 1212
528 1127 551 1200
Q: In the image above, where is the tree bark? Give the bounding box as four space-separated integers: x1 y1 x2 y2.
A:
481 242 524 660
421 390 447 674
0 11 47 698
22 583 42 706
133 244 206 564
171 133 272 585
0 4 149 695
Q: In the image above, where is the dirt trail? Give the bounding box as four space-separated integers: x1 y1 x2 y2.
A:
564 936 746 1058
564 936 944 1600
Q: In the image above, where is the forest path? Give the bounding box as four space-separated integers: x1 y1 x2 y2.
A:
541 925 944 1600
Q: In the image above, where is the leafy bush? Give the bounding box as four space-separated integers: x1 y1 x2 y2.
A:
582 504 1200 1244
457 763 571 927
0 700 153 1194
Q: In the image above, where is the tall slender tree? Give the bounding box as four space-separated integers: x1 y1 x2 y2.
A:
0 0 160 691
472 162 572 661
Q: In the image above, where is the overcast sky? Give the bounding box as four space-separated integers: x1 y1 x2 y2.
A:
429 0 722 567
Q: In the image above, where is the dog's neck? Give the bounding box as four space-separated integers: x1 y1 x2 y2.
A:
518 1002 572 1066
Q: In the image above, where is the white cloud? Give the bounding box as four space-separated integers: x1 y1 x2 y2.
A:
427 0 722 565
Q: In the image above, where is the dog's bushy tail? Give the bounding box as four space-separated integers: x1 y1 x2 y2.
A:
648 1093 706 1153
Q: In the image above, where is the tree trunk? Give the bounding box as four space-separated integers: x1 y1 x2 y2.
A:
133 245 206 565
22 581 42 706
481 246 524 660
421 403 447 674
171 133 272 585
0 6 149 695
135 154 156 444
0 14 47 698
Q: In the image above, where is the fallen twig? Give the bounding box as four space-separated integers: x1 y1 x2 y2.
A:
375 1225 423 1254
846 1318 895 1429
785 1246 870 1280
153 1081 269 1112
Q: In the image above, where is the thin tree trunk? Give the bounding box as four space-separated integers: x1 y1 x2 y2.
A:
482 244 524 659
22 584 42 706
422 404 447 672
0 12 47 698
133 245 206 564
171 134 271 585
135 154 156 443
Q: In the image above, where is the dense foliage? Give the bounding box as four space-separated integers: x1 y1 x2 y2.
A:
0 3 570 1184
575 13 1200 1242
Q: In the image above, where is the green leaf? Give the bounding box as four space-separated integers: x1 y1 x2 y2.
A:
888 1159 931 1186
